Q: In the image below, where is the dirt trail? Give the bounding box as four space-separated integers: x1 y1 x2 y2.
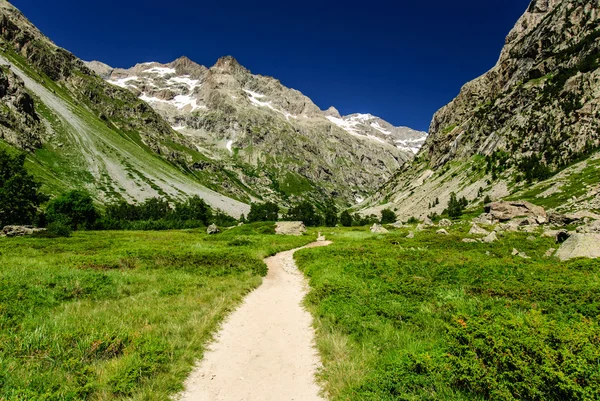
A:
179 241 331 401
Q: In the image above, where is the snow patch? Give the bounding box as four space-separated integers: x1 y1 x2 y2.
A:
172 125 186 131
140 93 206 112
143 66 176 76
108 76 139 88
168 76 200 89
226 140 234 154
371 121 392 135
245 90 297 120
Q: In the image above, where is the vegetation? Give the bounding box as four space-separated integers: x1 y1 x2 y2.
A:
286 201 323 227
46 190 98 230
296 226 600 401
0 224 313 400
0 149 47 227
380 209 397 224
447 192 468 219
247 202 279 223
340 210 353 227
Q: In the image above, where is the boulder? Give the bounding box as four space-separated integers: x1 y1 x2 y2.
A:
206 224 221 235
469 224 489 236
462 238 478 243
275 221 307 236
472 213 495 225
482 232 498 243
422 217 434 226
555 234 600 261
406 232 415 239
317 232 326 242
438 219 453 227
2 225 38 237
526 236 536 242
544 248 556 258
436 229 449 235
391 221 404 228
485 200 547 223
370 224 389 234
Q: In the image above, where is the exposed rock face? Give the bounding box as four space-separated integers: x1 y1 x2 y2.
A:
275 221 306 236
438 219 453 227
485 201 547 223
1 225 44 236
555 233 600 260
87 55 427 206
362 0 600 220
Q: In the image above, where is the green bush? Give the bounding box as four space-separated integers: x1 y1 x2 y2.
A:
340 210 353 227
380 209 396 224
247 202 279 222
46 190 98 230
46 220 73 237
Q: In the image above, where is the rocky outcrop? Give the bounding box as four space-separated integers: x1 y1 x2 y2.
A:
1 225 44 237
555 234 600 261
484 200 547 223
275 221 306 236
370 224 389 234
206 224 220 235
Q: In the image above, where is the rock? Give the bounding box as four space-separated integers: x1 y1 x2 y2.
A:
555 234 600 261
526 236 536 242
485 200 547 223
206 224 221 235
576 220 600 234
370 224 389 234
317 232 326 242
406 232 415 239
391 221 404 228
275 221 307 236
472 213 495 225
512 248 520 256
555 230 570 244
544 248 556 258
482 232 498 243
512 248 530 259
438 219 453 227
462 238 478 243
469 224 490 236
436 229 449 235
422 217 434 226
2 225 42 237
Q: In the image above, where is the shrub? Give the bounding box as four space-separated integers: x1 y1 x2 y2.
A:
46 219 73 237
340 210 353 227
447 192 466 219
247 202 279 222
323 198 338 227
380 209 396 224
46 190 98 230
286 201 323 227
0 149 48 227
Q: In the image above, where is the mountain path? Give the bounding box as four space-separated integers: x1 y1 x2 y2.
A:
178 241 331 401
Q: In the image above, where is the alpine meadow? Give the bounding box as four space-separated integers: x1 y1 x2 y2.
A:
1 0 599 400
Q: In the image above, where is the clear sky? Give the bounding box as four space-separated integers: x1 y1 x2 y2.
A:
11 0 530 132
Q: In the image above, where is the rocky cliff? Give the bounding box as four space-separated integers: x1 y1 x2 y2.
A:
364 0 600 219
87 56 427 205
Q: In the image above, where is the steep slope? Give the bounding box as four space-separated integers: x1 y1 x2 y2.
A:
364 0 600 219
0 0 250 216
87 56 427 205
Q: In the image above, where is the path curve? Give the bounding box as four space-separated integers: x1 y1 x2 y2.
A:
179 241 331 401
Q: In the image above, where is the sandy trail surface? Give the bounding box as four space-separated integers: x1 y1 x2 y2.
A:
178 241 331 401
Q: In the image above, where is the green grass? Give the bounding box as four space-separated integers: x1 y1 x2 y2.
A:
296 226 600 401
0 224 314 400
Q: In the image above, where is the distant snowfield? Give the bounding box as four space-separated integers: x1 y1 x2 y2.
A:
244 89 297 120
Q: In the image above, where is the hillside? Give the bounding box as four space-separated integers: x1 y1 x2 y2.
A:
87 56 426 205
363 0 600 219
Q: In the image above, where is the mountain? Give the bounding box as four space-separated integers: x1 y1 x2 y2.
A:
363 0 600 219
86 56 427 205
0 0 427 216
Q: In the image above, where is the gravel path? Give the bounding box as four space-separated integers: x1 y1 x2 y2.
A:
178 241 331 401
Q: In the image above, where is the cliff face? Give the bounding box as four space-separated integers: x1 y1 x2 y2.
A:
364 0 600 220
426 0 599 168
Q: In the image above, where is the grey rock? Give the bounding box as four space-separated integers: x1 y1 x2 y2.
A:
526 235 536 242
485 201 547 223
436 229 449 235
462 238 478 243
555 234 600 261
438 219 453 227
406 232 415 239
469 224 490 236
275 221 307 236
544 248 556 258
370 224 389 234
482 232 498 243
207 224 221 235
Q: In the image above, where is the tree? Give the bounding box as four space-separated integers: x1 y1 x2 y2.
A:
173 196 212 225
340 210 353 227
46 190 98 230
286 201 322 227
447 192 464 219
323 198 338 227
380 209 396 224
247 202 279 222
484 195 492 204
0 150 47 227
139 197 171 220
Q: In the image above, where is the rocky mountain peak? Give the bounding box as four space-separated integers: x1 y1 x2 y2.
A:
324 106 341 118
212 55 247 75
170 56 207 78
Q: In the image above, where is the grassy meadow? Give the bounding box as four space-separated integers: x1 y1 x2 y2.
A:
0 223 313 400
296 224 600 401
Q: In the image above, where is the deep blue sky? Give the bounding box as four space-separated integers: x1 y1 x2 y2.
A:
11 0 530 131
